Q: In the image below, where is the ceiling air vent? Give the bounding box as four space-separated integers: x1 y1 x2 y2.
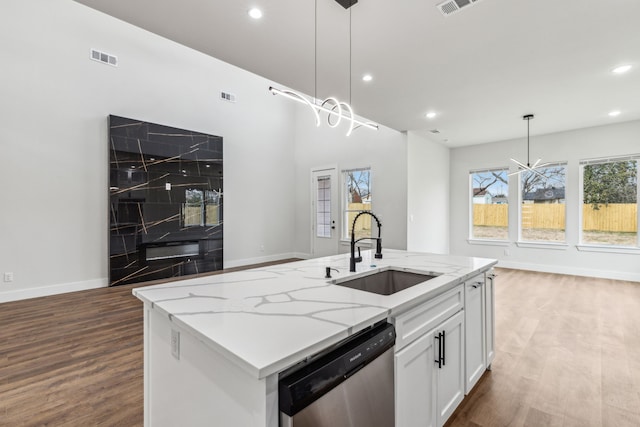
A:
90 49 118 67
220 91 237 103
437 0 480 16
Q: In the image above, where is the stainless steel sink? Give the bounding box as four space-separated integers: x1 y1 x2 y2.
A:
332 268 440 295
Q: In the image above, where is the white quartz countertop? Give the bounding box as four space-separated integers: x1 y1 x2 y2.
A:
133 250 497 379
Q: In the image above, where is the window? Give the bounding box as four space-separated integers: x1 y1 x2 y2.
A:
520 164 567 242
183 189 222 227
343 168 371 240
316 175 332 238
580 156 638 247
470 168 509 240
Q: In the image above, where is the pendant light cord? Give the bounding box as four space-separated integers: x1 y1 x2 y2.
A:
314 0 317 103
527 117 530 167
349 7 352 105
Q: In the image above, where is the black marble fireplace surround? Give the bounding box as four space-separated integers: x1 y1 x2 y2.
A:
109 115 223 286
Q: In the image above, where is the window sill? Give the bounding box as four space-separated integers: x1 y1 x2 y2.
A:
467 239 510 247
576 244 640 255
516 241 569 250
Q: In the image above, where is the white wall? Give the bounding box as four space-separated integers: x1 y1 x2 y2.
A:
450 120 640 282
0 0 297 302
407 132 450 254
292 106 408 256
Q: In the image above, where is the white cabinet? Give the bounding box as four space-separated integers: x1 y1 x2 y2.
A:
484 269 496 368
435 310 465 427
464 274 485 394
394 286 465 427
395 329 436 427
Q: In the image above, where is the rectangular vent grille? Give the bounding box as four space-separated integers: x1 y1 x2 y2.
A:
90 49 117 67
220 91 237 103
437 0 480 16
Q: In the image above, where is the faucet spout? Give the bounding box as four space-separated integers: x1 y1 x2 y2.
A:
350 211 383 272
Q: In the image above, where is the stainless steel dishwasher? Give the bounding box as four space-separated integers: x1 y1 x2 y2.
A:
279 322 396 427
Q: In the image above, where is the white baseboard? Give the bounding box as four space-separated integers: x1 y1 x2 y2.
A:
497 260 640 282
0 278 108 304
223 252 306 270
0 253 311 304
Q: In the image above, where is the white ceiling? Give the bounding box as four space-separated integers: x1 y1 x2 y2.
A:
73 0 640 147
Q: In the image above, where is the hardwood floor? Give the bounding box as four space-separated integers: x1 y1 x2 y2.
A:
1 267 639 426
0 260 297 427
446 268 640 427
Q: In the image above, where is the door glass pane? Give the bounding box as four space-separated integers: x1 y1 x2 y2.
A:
316 176 331 238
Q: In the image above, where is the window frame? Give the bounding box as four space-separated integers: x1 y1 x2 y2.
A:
468 167 510 243
341 167 372 241
517 161 568 245
578 155 639 250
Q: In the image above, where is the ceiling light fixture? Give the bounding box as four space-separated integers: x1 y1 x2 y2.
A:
268 0 378 136
362 74 373 82
426 112 437 119
612 64 632 74
608 110 621 117
248 8 263 19
509 114 550 178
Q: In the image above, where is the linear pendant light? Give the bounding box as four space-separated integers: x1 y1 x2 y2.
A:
509 114 550 178
268 0 378 136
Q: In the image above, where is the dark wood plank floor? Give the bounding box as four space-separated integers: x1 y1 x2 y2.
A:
2 267 639 426
446 269 640 427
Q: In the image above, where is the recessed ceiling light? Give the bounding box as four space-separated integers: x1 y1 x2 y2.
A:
612 65 632 74
248 8 263 19
362 74 373 82
426 112 437 119
608 110 621 117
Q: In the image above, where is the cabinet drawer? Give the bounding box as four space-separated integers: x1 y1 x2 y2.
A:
393 285 463 351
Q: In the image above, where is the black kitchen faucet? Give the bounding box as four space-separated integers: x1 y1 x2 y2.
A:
349 211 383 272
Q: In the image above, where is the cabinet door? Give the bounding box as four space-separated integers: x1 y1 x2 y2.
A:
395 331 437 427
485 270 496 368
464 275 486 394
436 311 465 427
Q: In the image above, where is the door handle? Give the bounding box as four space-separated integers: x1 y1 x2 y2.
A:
434 333 442 369
442 330 446 366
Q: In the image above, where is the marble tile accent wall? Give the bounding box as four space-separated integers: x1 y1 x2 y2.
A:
109 115 223 286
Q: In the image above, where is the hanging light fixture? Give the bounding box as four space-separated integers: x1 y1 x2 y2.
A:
509 114 549 178
268 0 378 136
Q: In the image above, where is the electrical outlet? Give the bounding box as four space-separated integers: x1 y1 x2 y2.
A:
260 244 265 252
171 329 180 360
3 272 14 282
503 249 510 256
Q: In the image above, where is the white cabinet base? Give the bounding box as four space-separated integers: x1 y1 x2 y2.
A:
144 305 278 427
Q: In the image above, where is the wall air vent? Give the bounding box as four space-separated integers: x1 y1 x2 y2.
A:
220 91 237 103
90 49 118 67
437 0 481 16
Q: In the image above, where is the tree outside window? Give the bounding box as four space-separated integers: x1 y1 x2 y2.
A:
470 169 509 240
582 158 638 246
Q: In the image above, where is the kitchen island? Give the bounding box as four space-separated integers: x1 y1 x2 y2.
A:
133 249 497 426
